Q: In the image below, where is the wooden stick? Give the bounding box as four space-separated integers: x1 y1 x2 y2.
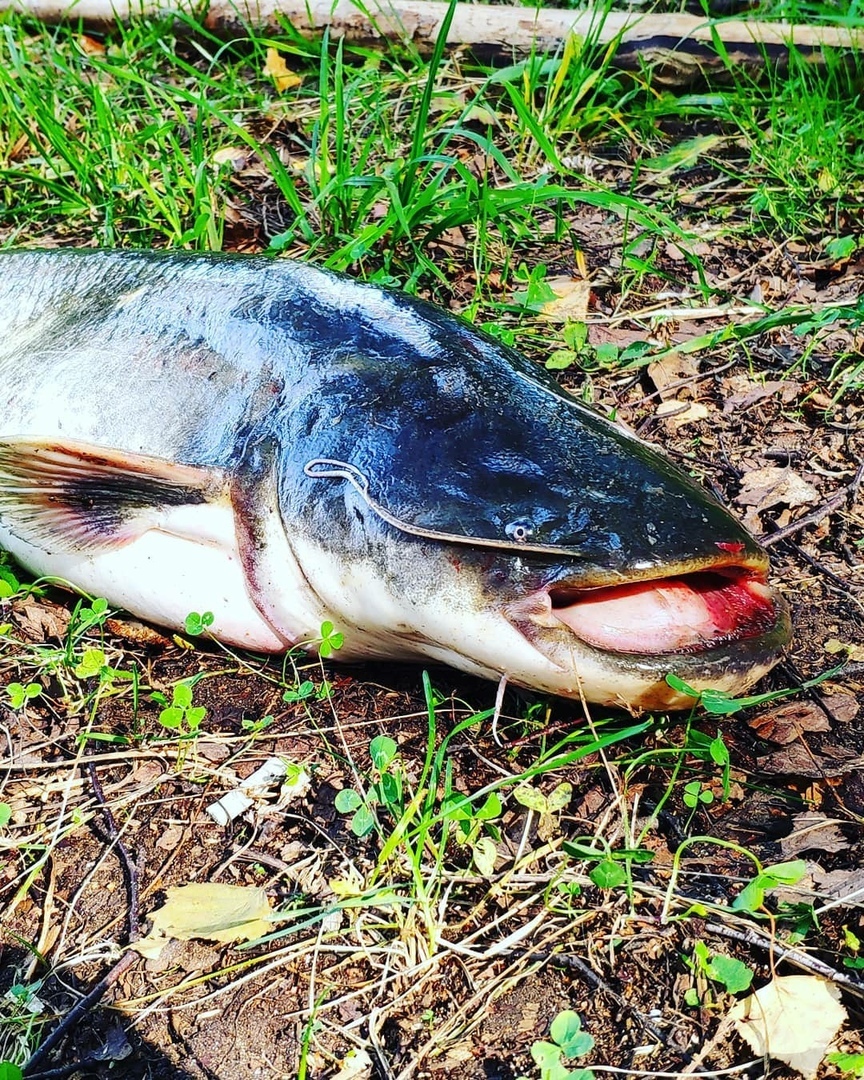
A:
3 0 864 60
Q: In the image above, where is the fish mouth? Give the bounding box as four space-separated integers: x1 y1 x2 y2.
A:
507 556 790 677
547 567 783 657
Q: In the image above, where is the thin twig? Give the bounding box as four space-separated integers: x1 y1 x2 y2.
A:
23 950 139 1075
705 920 864 999
636 359 737 407
26 1058 111 1080
87 761 141 942
788 541 863 594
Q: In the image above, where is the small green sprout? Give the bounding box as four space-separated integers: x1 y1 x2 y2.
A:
184 610 214 636
71 597 109 635
283 679 316 704
318 620 344 658
0 803 11 828
6 682 41 709
684 940 753 1005
283 679 332 704
441 790 502 875
562 839 654 892
241 714 274 734
683 780 714 810
733 859 807 913
514 781 572 840
156 682 207 734
531 1010 594 1080
334 735 401 837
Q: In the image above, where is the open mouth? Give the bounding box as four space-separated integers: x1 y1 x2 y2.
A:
547 569 781 656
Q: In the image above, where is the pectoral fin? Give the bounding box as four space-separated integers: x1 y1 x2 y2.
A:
0 437 228 553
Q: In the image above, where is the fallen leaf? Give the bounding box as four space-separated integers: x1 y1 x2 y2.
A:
133 883 272 959
539 276 591 323
748 701 831 744
824 638 864 663
647 353 700 399
641 134 723 175
758 743 860 778
211 146 248 170
729 975 847 1080
263 47 302 93
811 865 864 901
78 34 106 55
723 380 797 413
820 693 859 723
15 601 71 642
780 812 851 858
736 466 820 512
656 400 709 427
155 824 185 851
331 1048 373 1080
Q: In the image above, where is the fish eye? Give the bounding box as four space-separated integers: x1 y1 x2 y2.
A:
505 519 534 543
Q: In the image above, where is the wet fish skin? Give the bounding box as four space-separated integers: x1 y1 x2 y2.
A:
0 250 790 708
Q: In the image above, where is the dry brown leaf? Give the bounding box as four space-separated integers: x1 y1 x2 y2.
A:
810 865 864 901
155 825 185 851
723 380 797 413
736 466 820 512
780 812 851 858
820 693 859 723
211 147 248 170
758 743 859 778
729 975 847 1079
539 276 591 323
263 47 302 93
647 353 700 399
15 600 71 642
134 883 272 959
748 701 831 744
78 34 106 55
656 400 710 426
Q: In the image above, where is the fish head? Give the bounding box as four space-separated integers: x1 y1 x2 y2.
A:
282 314 790 710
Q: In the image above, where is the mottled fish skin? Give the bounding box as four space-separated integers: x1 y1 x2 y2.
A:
0 250 790 709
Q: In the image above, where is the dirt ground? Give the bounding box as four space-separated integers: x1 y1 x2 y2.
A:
2 111 864 1080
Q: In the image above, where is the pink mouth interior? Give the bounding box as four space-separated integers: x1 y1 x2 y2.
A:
550 571 777 655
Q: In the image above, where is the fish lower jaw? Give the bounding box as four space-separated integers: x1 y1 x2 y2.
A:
545 569 785 657
504 571 791 709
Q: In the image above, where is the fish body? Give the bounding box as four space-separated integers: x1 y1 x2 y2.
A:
0 250 790 709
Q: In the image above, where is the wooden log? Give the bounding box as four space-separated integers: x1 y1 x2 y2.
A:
2 0 863 83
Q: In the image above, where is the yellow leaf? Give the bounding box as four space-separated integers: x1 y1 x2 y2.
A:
729 975 847 1080
263 47 302 93
656 400 710 427
824 638 864 662
133 883 271 959
540 276 591 323
818 167 838 193
332 1048 373 1080
211 147 248 170
78 34 105 55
